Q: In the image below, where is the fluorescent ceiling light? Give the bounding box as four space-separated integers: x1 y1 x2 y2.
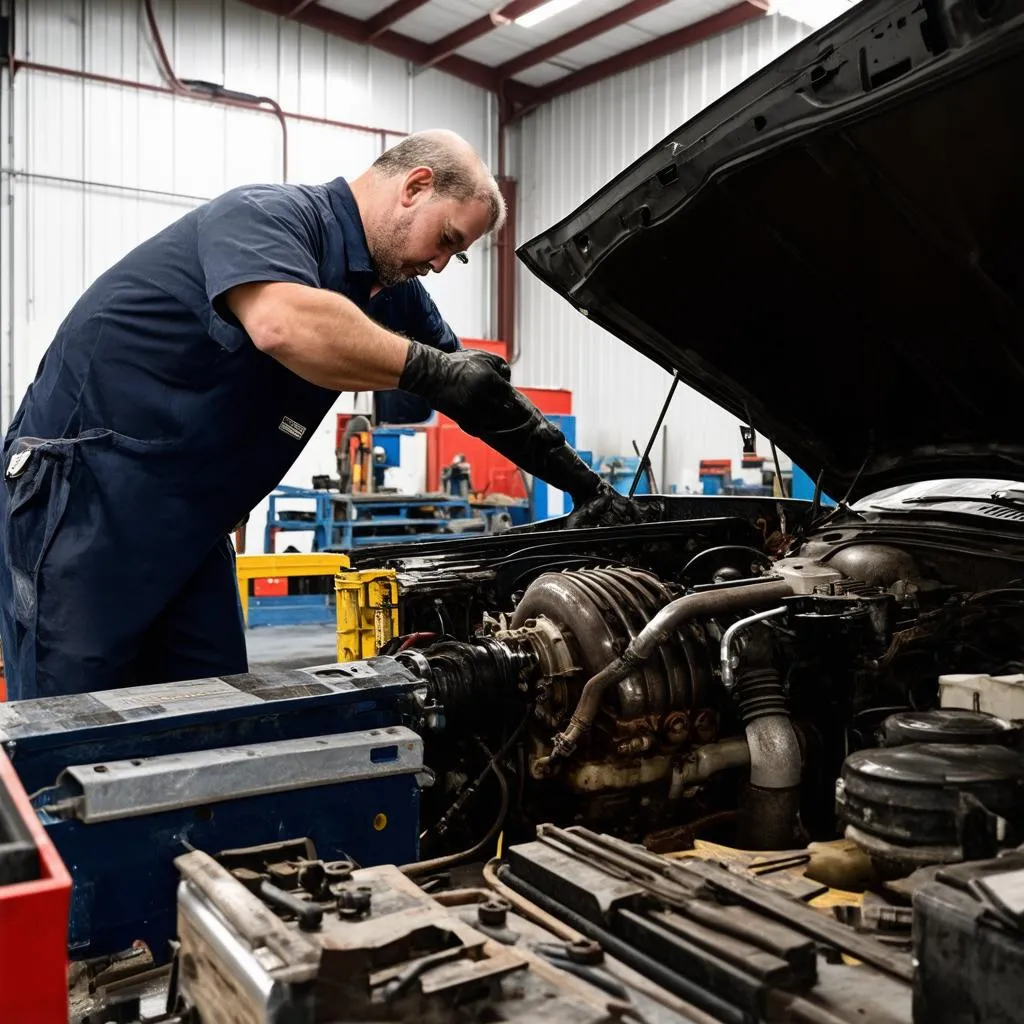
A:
516 0 587 29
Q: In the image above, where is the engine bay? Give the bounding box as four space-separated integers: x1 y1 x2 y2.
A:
352 496 1024 871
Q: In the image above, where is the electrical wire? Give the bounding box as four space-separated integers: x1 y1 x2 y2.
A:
400 761 509 877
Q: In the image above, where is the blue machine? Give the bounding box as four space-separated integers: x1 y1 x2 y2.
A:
0 661 421 959
265 485 489 553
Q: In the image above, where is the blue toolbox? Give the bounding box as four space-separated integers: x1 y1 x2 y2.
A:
0 660 422 960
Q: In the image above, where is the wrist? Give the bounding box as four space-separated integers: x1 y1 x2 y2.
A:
398 340 442 396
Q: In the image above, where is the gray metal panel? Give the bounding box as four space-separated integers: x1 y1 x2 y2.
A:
60 726 424 822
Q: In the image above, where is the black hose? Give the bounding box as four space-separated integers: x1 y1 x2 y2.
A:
400 762 509 878
421 715 529 842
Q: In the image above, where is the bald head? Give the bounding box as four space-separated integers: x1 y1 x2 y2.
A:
372 130 506 232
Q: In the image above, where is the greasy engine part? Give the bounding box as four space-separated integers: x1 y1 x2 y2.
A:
544 577 794 763
168 847 702 1024
508 566 705 783
399 569 811 849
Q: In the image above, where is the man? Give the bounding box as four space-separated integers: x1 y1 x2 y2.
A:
0 130 629 700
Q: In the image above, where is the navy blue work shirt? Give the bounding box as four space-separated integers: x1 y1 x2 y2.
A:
1 179 456 682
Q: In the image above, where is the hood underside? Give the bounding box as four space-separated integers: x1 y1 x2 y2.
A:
518 0 1024 499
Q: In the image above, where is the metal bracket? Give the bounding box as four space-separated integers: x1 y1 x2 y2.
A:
58 727 423 823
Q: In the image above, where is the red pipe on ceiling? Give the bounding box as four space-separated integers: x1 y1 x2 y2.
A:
11 59 407 179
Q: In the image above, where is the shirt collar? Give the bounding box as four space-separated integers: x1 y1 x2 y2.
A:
326 177 374 276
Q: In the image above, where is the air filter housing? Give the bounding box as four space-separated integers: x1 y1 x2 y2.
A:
836 743 1024 874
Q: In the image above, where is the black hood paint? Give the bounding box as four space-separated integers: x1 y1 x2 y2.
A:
518 0 1024 499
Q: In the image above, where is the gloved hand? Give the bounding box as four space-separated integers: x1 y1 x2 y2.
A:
400 344 605 506
567 481 644 529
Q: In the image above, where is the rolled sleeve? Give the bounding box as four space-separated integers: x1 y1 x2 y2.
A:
196 186 324 351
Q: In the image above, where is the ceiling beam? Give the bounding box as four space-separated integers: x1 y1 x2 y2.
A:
239 1 536 103
495 0 675 81
529 1 766 106
418 0 551 71
364 0 432 42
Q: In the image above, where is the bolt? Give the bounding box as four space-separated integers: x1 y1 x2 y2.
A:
567 939 603 965
337 885 372 918
324 860 354 884
478 898 510 928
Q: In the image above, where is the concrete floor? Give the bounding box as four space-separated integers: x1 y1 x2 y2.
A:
244 622 340 671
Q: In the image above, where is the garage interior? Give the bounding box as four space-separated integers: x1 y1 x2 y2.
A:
3 1 1024 1022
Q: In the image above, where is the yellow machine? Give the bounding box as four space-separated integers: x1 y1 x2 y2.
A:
335 569 399 661
235 553 398 663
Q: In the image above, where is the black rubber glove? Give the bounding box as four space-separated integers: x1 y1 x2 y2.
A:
399 344 604 506
567 482 644 529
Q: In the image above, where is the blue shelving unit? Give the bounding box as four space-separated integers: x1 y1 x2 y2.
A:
264 485 493 553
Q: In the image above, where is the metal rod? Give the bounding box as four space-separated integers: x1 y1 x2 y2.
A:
719 606 788 691
769 437 786 498
631 439 658 494
629 371 680 498
1 168 211 204
11 60 407 141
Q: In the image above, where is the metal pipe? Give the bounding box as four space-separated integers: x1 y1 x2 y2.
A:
719 606 788 691
1 168 211 204
746 714 801 790
8 59 407 175
548 578 792 760
669 737 750 799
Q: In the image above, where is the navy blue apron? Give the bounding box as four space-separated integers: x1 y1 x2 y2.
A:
0 178 453 699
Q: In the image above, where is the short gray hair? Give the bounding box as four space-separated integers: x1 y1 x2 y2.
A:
373 130 506 232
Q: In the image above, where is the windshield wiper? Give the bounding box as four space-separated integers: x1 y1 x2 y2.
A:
900 490 1024 512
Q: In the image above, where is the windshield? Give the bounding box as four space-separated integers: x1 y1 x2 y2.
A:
854 479 1024 513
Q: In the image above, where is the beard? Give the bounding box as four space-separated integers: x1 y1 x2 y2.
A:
370 210 431 288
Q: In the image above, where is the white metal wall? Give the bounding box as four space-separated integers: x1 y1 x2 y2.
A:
0 0 496 549
513 15 813 493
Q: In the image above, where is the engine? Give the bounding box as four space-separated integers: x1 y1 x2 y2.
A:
357 509 1024 864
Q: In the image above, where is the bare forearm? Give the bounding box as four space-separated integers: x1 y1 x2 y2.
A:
226 281 410 390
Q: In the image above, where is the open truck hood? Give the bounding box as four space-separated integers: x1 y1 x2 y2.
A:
518 0 1024 499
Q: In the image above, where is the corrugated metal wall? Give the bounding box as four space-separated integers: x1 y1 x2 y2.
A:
0 0 496 547
513 14 812 492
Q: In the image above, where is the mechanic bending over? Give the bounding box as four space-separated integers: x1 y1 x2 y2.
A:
0 130 637 701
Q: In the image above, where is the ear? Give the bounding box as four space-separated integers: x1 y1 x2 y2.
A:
400 167 434 208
